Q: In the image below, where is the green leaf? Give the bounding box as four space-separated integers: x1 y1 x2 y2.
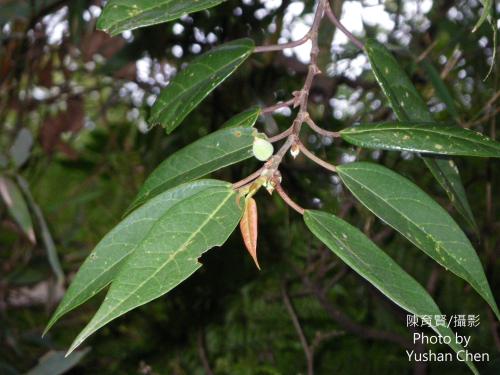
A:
337 162 499 320
424 156 478 233
17 176 64 285
150 39 255 133
9 128 33 168
25 349 90 375
97 0 228 36
304 210 478 375
45 179 227 334
473 0 493 32
420 60 460 120
340 122 500 157
221 107 261 128
365 39 477 231
129 108 260 212
0 176 35 243
66 181 243 354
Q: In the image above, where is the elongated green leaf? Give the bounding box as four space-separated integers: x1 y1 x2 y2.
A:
473 0 493 32
9 128 33 168
129 108 260 212
337 162 499 320
341 122 500 157
26 348 90 375
150 39 254 133
45 179 227 334
67 182 243 354
420 60 460 120
97 0 228 36
0 176 35 243
17 176 64 285
304 210 478 374
365 39 477 231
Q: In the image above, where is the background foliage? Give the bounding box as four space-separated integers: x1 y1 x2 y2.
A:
1 0 499 374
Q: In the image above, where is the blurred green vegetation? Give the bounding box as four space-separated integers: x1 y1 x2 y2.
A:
0 0 499 374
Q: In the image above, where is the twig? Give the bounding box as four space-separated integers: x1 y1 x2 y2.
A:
464 90 500 128
275 183 305 215
197 328 214 375
255 33 311 53
232 0 330 210
305 116 340 138
232 167 264 190
261 98 295 115
266 0 328 174
325 2 364 50
416 39 438 63
282 284 314 375
440 46 461 79
311 330 344 353
268 126 293 143
298 142 337 173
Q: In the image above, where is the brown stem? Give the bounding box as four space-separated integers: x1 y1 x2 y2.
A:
298 142 337 173
267 0 328 173
305 116 340 138
268 127 293 143
282 284 314 375
197 328 214 375
232 0 330 204
255 33 311 53
325 2 364 50
275 183 305 215
232 167 264 190
261 98 295 115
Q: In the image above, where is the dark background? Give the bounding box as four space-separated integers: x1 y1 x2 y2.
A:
0 0 499 374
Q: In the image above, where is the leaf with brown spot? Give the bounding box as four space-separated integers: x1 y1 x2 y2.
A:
240 197 260 269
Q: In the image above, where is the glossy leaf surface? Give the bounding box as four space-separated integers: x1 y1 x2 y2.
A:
365 39 476 230
97 0 228 36
67 181 243 354
130 108 260 211
337 162 499 320
45 180 228 334
150 39 254 133
304 210 477 374
341 122 500 157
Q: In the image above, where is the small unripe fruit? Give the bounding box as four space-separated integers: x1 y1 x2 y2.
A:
252 137 274 161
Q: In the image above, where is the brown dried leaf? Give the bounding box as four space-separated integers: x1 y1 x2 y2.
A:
239 197 260 269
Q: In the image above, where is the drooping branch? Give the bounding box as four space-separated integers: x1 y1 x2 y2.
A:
305 115 341 138
255 33 311 53
325 1 364 50
298 142 337 173
275 183 305 215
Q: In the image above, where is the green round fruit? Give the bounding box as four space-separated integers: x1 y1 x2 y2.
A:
252 137 274 161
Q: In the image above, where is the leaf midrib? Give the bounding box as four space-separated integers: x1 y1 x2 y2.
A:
102 0 225 31
153 50 250 120
144 138 253 196
85 188 233 331
339 168 476 287
343 126 497 148
308 214 423 314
